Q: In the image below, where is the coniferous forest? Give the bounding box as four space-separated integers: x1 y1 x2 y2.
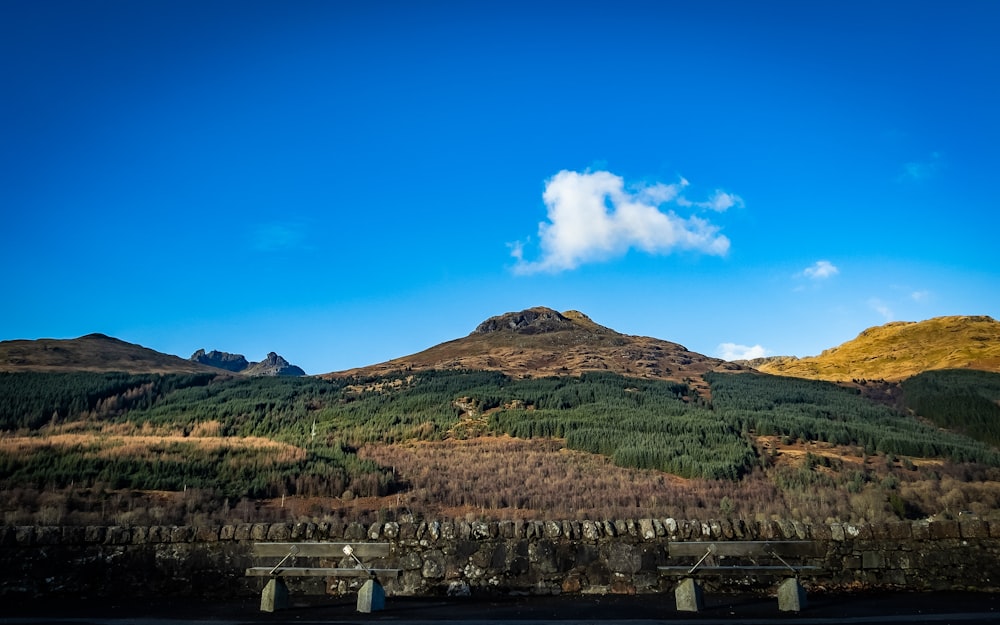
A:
2 368 999 525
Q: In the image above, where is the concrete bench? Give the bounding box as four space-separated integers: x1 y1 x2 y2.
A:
658 540 823 612
246 542 400 613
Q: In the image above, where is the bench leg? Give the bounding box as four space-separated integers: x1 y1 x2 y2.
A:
357 578 385 613
777 577 807 612
260 577 289 612
674 578 704 612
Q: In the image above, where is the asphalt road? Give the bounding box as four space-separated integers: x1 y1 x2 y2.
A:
3 591 999 625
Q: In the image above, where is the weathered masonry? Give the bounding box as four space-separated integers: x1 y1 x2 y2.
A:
2 518 998 599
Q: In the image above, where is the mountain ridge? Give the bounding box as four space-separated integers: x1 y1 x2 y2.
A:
323 306 745 396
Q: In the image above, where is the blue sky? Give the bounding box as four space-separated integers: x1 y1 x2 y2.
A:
2 1 998 374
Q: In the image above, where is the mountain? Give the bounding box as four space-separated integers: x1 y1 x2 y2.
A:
325 306 744 393
755 315 1000 381
0 334 221 374
190 349 306 377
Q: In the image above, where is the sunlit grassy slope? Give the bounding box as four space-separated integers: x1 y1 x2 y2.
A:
757 316 1000 381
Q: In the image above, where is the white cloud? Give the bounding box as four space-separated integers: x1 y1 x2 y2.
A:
718 343 769 361
511 170 734 274
801 260 839 280
911 290 930 302
869 297 894 321
677 189 744 212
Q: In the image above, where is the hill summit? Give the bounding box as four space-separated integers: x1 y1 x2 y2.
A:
326 306 743 390
756 315 1000 381
0 334 219 374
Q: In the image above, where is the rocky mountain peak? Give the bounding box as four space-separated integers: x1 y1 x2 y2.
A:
190 349 250 373
473 307 577 335
189 349 305 377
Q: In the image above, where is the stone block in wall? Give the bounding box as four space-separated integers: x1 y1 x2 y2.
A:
959 519 988 538
84 526 105 544
720 519 735 539
250 523 268 541
147 525 166 543
62 526 85 544
651 518 665 537
614 520 629 537
344 522 366 540
887 551 913 570
34 526 60 545
266 524 291 541
105 526 131 544
544 521 562 539
871 523 891 539
170 526 194 542
472 521 492 540
861 551 885 569
219 525 235 541
457 521 472 540
233 524 251 541
638 519 656 540
911 520 930 540
610 575 636 595
886 522 912 540
563 520 580 539
758 520 780 539
529 540 558 574
603 521 617 537
843 555 862 569
383 522 400 540
708 520 723 538
604 542 641 574
830 523 846 541
499 521 516 539
195 526 219 542
562 574 583 593
421 550 444 579
990 521 1000 538
662 518 678 538
427 521 441 541
843 524 872 540
808 523 831 540
398 522 416 541
14 526 35 546
582 521 600 541
927 520 960 539
441 522 456 540
368 522 383 540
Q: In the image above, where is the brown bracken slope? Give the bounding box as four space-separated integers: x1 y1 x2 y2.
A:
756 315 1000 381
323 307 744 393
0 333 224 374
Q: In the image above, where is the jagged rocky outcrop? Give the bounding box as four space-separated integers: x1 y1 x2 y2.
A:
190 349 250 373
474 307 577 335
190 349 305 377
243 352 306 377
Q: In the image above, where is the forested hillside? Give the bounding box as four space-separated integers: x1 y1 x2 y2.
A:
2 368 999 525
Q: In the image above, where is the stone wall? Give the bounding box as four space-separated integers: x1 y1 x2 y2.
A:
2 518 998 599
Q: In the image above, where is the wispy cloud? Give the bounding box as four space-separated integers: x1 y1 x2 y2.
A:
800 260 839 280
869 297 894 321
249 222 308 252
898 152 942 182
511 170 738 274
911 289 931 302
718 342 768 361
